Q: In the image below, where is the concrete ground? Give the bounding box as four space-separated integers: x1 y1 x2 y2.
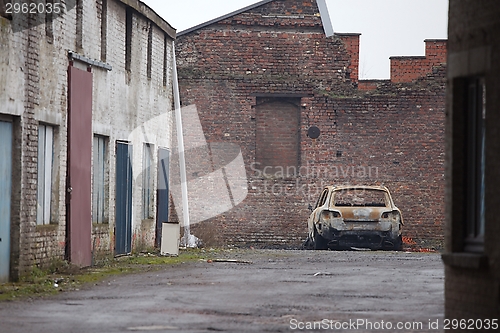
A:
0 249 444 332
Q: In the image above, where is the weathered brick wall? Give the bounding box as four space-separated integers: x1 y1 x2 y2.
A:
1 0 175 279
176 0 446 248
390 39 446 83
338 34 360 83
0 13 73 277
90 1 175 257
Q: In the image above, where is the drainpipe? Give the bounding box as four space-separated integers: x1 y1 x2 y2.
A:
172 42 193 247
316 0 334 37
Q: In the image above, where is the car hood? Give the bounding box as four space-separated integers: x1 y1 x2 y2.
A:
335 206 389 221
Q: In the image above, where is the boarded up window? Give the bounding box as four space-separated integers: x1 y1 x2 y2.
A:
255 98 300 177
142 143 154 219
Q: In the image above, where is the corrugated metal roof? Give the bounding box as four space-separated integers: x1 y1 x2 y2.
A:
177 0 275 37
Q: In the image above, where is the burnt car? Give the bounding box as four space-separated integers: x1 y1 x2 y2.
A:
305 185 403 250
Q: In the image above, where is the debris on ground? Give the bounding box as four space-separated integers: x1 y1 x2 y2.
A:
209 259 253 264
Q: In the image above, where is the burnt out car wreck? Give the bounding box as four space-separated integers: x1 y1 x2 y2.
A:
304 186 403 251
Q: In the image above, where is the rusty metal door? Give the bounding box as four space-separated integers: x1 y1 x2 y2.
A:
67 65 92 267
115 142 133 255
156 148 169 247
0 120 13 282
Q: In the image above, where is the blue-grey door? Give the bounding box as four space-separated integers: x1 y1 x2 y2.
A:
115 142 133 255
0 121 13 282
156 148 169 248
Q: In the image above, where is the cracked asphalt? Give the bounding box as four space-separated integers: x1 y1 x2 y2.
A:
0 249 444 332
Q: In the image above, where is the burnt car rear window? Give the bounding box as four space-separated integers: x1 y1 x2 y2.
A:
333 189 388 207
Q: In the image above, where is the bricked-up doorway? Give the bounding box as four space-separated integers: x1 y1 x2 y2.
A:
0 120 13 282
255 98 300 177
67 65 93 267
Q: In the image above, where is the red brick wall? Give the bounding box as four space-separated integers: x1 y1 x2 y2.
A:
338 34 360 83
390 39 447 83
176 0 446 248
358 80 382 91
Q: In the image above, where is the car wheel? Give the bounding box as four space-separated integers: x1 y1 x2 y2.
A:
394 235 403 251
313 228 328 250
302 235 314 250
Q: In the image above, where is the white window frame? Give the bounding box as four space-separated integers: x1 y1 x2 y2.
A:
37 124 54 225
93 135 108 223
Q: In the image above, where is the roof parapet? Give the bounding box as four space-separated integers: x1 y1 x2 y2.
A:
120 0 176 38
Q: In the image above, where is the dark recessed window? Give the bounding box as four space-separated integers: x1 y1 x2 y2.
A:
125 7 133 72
76 0 83 49
464 77 486 253
100 0 108 62
163 34 168 86
147 22 152 79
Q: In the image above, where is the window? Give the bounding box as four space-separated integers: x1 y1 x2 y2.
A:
100 0 107 61
45 0 54 42
333 189 388 207
315 189 329 208
147 22 152 79
92 135 108 223
163 35 169 86
76 0 83 50
37 124 54 225
125 7 132 72
142 143 154 219
465 77 486 253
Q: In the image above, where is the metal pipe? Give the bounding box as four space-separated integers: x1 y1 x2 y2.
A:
172 42 192 246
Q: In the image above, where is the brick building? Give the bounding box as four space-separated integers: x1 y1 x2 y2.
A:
442 0 500 321
0 0 175 282
175 0 447 248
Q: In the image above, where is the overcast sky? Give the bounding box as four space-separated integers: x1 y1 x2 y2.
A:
142 0 448 79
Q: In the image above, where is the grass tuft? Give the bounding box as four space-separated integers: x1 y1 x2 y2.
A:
0 248 218 302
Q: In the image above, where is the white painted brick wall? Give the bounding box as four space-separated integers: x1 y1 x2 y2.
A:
0 0 175 278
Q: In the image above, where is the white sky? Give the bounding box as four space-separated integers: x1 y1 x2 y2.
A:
143 0 448 79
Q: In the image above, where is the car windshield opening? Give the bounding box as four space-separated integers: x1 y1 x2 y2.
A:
333 189 388 207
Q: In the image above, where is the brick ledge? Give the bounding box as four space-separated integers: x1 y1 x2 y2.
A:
441 252 489 270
